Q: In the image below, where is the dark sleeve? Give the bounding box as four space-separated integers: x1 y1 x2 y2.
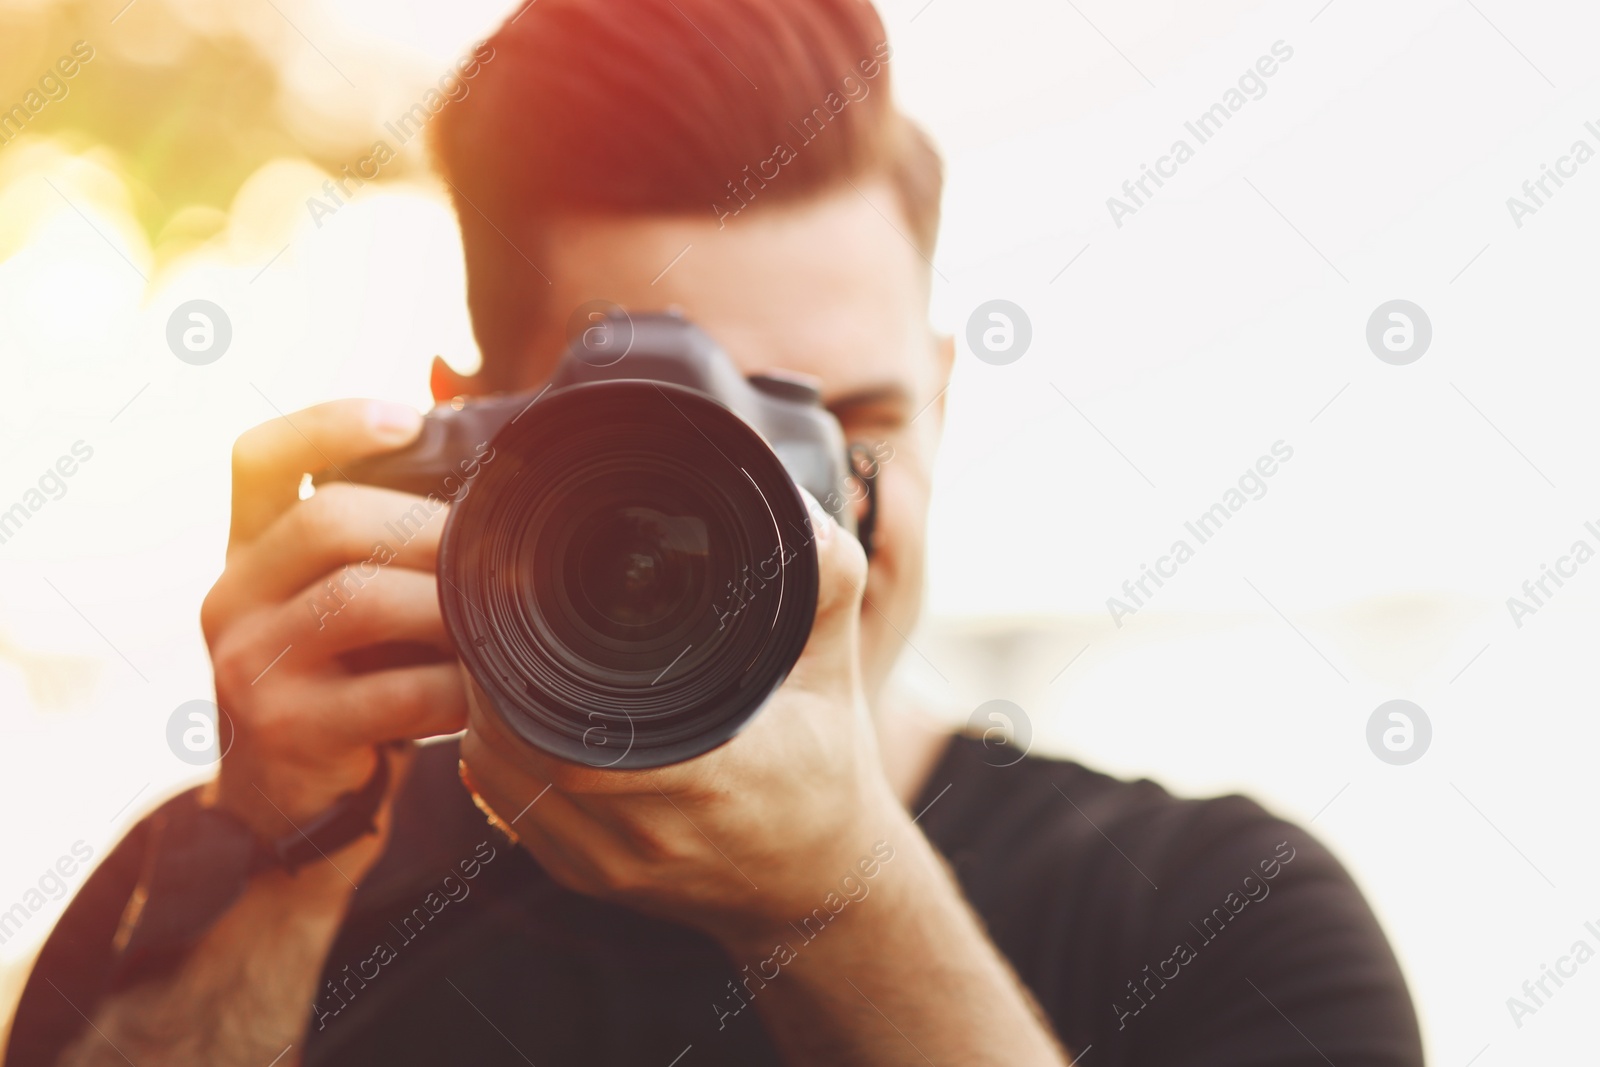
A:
1122 798 1422 1067
3 793 181 1067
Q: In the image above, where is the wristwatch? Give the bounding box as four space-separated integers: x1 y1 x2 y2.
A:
109 748 391 987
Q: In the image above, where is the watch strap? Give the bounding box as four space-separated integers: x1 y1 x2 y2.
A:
109 748 391 987
252 745 391 874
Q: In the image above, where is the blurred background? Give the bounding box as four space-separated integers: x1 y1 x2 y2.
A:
3 0 1598 1060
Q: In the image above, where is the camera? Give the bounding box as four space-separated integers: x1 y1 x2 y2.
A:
320 310 875 769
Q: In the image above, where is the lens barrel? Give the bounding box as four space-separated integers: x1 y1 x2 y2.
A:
438 380 820 768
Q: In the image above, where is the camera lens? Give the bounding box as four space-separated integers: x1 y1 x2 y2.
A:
533 477 719 672
572 506 702 636
437 381 819 768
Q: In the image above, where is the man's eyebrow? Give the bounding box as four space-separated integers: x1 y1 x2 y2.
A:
825 383 914 416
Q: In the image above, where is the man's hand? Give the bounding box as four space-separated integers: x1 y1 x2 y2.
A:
457 494 906 941
61 400 475 1067
459 498 1071 1065
201 399 469 842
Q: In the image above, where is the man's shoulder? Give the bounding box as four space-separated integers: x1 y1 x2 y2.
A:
923 733 1361 953
922 734 1311 889
922 736 1420 1064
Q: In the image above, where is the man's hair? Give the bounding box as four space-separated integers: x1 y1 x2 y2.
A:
432 0 943 388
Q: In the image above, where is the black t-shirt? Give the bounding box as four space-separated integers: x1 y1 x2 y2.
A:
7 736 1422 1065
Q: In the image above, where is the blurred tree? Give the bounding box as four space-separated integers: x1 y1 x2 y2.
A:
0 0 437 260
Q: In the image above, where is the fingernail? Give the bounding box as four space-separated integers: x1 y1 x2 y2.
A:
801 489 833 543
368 400 423 443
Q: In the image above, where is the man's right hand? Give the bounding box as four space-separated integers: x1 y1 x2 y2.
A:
199 398 469 845
53 400 471 1067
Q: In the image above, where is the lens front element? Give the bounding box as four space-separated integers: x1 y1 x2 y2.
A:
437 381 819 768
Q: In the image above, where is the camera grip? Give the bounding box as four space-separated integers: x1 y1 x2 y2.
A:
311 397 518 500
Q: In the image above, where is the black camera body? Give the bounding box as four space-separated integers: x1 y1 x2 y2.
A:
324 311 864 768
338 312 858 524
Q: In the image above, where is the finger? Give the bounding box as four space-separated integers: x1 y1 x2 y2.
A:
493 814 597 891
230 398 424 548
215 483 446 610
468 698 678 798
308 662 469 748
458 730 635 872
254 566 450 662
794 491 868 670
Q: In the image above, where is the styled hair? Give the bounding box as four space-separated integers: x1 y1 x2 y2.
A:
432 0 942 387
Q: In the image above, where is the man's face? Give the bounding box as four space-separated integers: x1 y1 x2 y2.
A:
489 178 950 706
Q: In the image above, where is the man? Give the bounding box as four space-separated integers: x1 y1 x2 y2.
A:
7 0 1423 1064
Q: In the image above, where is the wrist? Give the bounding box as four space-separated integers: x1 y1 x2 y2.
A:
251 831 385 909
716 798 935 958
214 745 381 839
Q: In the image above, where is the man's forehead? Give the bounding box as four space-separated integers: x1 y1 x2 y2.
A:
539 182 928 398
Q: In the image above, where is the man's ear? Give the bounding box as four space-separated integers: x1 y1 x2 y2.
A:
430 356 483 403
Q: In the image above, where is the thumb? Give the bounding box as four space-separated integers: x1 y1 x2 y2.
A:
801 489 868 650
